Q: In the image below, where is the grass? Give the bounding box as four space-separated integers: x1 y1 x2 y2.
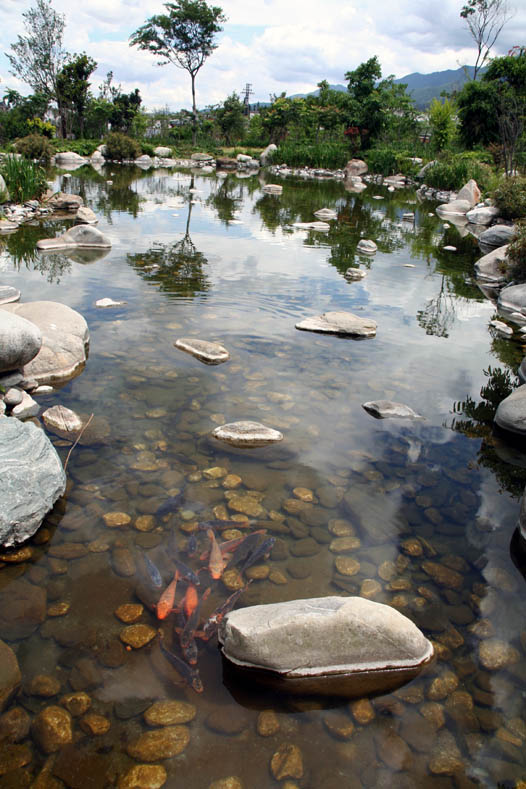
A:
0 155 47 203
272 142 350 169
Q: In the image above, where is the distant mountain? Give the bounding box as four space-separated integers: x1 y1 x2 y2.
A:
287 67 481 109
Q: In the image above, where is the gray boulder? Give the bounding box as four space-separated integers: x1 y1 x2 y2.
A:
0 174 8 202
37 224 111 251
219 596 433 696
362 400 423 420
154 146 172 157
296 311 376 338
0 310 42 374
479 224 517 249
212 421 283 448
345 159 368 177
46 192 84 212
55 151 86 165
260 144 277 165
174 338 230 365
474 245 510 285
436 199 472 216
314 208 337 221
495 384 526 437
75 206 98 225
0 418 66 547
357 239 377 254
0 301 89 384
466 206 500 225
498 284 526 325
456 179 481 208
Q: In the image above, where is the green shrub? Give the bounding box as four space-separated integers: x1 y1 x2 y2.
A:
365 147 417 176
52 139 100 157
424 152 496 192
507 219 526 281
494 177 526 220
272 142 349 169
140 142 156 156
26 117 55 138
15 134 54 164
0 156 47 202
103 132 140 161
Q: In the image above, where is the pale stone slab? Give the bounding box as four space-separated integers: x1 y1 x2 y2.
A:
362 400 423 420
37 225 111 251
0 286 21 305
42 405 83 437
314 208 337 220
466 206 500 225
295 311 376 338
75 206 98 225
175 338 229 365
436 200 472 216
262 184 283 195
292 221 330 231
212 421 283 448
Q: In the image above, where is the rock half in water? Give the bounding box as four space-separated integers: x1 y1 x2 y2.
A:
295 311 376 338
212 421 283 448
362 400 423 420
174 338 229 365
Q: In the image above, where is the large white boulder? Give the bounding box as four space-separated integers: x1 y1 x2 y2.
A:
0 310 42 374
260 144 277 165
345 159 368 177
495 385 526 437
466 206 500 225
154 146 172 157
219 596 433 696
436 199 472 216
479 224 517 249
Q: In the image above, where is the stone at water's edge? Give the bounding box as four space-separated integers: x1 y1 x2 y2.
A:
175 338 230 365
295 311 377 338
292 221 330 231
219 597 433 696
0 640 21 712
456 179 481 208
362 400 423 420
0 309 42 374
75 206 98 225
466 206 500 225
474 245 509 285
212 421 283 448
495 384 526 438
436 199 472 216
42 405 83 438
46 192 84 211
314 207 337 220
345 159 368 177
0 418 66 547
0 301 89 384
37 224 111 251
345 267 367 280
479 224 516 250
518 357 526 385
0 286 21 306
497 283 526 325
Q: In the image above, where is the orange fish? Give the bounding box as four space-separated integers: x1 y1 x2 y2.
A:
207 528 224 580
156 570 179 620
183 583 199 619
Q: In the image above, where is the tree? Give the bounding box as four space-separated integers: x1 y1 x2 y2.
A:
215 92 245 145
7 0 69 133
56 54 97 138
130 0 226 145
429 97 457 151
460 0 513 80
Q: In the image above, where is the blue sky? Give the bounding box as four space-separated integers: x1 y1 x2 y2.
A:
0 0 523 110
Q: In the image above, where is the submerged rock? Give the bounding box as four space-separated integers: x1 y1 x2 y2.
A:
0 641 21 712
295 311 376 338
0 286 21 306
95 298 127 308
37 224 111 251
262 184 283 195
175 338 230 365
212 421 283 448
345 267 367 280
219 596 433 696
0 309 41 374
32 705 73 753
42 405 83 438
127 726 190 761
362 400 423 420
0 418 66 547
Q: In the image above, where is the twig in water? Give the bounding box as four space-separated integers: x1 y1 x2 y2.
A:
64 413 94 471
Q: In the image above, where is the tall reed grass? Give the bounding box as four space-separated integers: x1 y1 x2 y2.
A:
0 155 47 203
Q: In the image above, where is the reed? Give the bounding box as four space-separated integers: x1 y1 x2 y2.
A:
0 155 47 203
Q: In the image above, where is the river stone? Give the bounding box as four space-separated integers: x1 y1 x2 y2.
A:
144 700 196 726
466 206 500 225
0 418 66 547
37 224 111 250
127 726 190 761
314 208 337 220
270 744 304 780
11 390 39 419
0 641 21 712
495 384 526 437
212 421 283 448
262 184 282 195
436 199 472 216
46 192 84 211
0 309 42 373
0 301 89 384
0 581 46 639
175 338 229 365
118 764 167 788
42 405 83 438
362 400 423 420
55 151 86 165
219 596 433 696
357 239 377 254
474 245 509 284
498 283 526 325
345 159 368 177
75 206 98 225
292 221 330 231
345 267 367 280
479 224 516 249
32 705 73 753
0 286 21 306
295 311 376 338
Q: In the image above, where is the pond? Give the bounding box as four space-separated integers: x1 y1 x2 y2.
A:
1 162 526 788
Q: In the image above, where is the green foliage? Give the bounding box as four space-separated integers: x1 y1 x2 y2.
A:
244 114 268 147
56 53 97 137
365 147 417 176
494 177 526 219
507 219 526 280
0 156 47 202
272 142 349 169
456 79 500 147
104 132 141 161
424 152 496 191
52 139 100 156
15 133 54 164
215 92 245 145
26 117 55 138
429 97 456 151
140 142 156 156
0 92 49 142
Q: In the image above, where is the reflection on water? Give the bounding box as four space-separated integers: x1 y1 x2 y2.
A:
1 165 526 787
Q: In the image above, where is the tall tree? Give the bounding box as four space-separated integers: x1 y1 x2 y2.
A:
130 0 226 145
460 0 513 80
56 54 97 138
7 0 69 132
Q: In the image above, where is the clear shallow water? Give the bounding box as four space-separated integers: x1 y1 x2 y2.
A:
1 164 526 787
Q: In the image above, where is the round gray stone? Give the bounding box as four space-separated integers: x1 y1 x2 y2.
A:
495 384 526 437
174 338 229 365
0 310 42 374
212 421 283 448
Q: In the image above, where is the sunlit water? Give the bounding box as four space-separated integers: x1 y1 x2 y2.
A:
1 163 525 787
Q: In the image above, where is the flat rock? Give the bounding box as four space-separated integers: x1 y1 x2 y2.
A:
0 286 21 305
175 338 229 365
127 726 190 761
0 641 21 712
292 221 330 231
46 192 84 211
1 301 89 384
345 268 367 280
262 184 282 195
42 405 83 438
479 224 516 249
11 390 39 419
474 245 509 284
37 224 111 250
314 208 337 220
219 596 433 696
0 580 46 639
436 199 472 216
295 311 376 338
212 421 283 448
357 239 377 254
0 309 42 374
362 400 423 420
466 206 500 225
95 298 127 308
0 418 66 547
495 384 526 436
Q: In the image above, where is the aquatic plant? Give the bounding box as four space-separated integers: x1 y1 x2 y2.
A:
0 154 47 202
272 141 349 169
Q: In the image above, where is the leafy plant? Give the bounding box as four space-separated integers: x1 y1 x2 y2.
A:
15 133 54 164
494 176 526 219
104 132 141 161
26 116 55 138
272 142 349 169
507 219 526 281
366 147 417 176
429 97 456 152
52 139 100 156
424 152 496 192
0 155 47 202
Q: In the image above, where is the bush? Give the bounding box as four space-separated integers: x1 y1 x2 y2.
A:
0 156 47 202
507 219 526 281
494 177 526 220
103 132 140 161
15 134 54 165
140 142 156 156
52 139 100 157
424 152 496 192
272 142 349 169
366 147 417 176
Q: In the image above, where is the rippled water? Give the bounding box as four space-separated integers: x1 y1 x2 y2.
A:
1 163 526 787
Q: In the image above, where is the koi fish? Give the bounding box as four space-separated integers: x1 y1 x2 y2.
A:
226 531 264 569
156 570 180 620
199 530 267 562
180 588 211 650
143 554 163 588
156 493 183 517
241 537 276 572
186 534 198 557
173 558 200 586
182 583 199 620
207 529 224 580
158 630 203 693
201 582 252 641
